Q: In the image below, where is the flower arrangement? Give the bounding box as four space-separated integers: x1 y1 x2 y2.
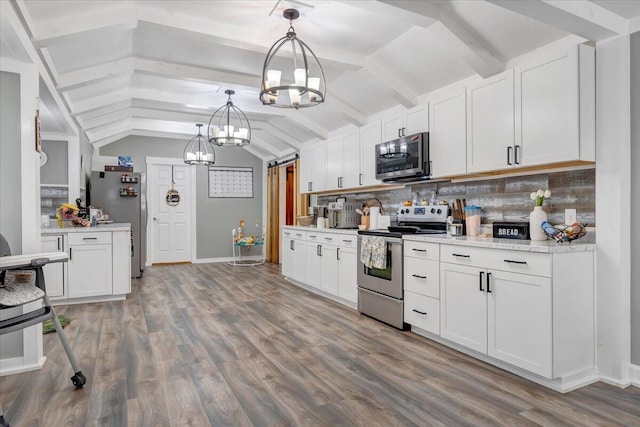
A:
530 189 551 207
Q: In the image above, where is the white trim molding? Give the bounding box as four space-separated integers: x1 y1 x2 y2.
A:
630 364 640 388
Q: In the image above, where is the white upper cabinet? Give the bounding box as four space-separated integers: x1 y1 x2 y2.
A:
301 140 327 193
428 86 467 178
382 104 429 142
359 120 382 187
467 70 516 173
325 129 360 191
515 44 595 166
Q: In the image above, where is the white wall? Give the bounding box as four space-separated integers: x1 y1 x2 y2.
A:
630 31 640 367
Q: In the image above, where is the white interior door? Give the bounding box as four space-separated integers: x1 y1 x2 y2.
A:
148 161 193 264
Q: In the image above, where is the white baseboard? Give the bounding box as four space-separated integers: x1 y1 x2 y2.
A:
628 363 640 388
195 255 263 264
0 356 46 376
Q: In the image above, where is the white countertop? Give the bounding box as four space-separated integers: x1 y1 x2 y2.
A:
403 233 596 253
42 223 131 234
282 225 359 235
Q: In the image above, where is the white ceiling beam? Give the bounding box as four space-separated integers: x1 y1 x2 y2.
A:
243 145 274 161
135 7 365 70
378 0 504 77
325 89 368 127
133 58 261 89
93 131 131 149
337 0 438 28
486 0 629 41
30 4 137 48
56 58 133 92
82 108 131 131
360 57 418 108
70 88 131 115
258 123 303 151
87 118 132 143
74 100 131 127
4 1 78 135
250 135 290 158
281 112 329 141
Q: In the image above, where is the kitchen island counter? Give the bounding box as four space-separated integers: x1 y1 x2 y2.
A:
42 223 131 234
282 225 358 235
403 233 595 253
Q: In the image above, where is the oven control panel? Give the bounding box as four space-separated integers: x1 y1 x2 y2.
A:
396 205 449 222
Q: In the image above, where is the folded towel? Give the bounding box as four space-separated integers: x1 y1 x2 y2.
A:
360 236 387 269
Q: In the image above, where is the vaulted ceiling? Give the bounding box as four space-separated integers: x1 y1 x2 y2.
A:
4 0 640 160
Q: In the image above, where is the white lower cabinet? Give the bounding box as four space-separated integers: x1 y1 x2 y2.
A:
281 227 358 305
41 235 65 298
41 228 131 303
404 241 441 335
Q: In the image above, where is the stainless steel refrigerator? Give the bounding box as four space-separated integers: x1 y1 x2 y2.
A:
89 171 147 278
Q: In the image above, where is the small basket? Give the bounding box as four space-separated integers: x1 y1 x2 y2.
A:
296 215 314 226
541 221 587 243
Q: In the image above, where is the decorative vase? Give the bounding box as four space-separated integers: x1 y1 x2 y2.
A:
529 206 548 241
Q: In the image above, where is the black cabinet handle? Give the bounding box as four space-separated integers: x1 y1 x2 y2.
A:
507 146 513 165
504 259 527 265
398 128 401 138
309 235 316 238
69 247 72 260
337 247 340 260
296 233 303 237
317 244 322 256
82 237 98 240
412 248 427 253
57 237 61 251
412 309 427 315
402 127 406 136
479 271 485 292
324 237 333 241
359 173 363 186
290 240 294 251
309 182 313 192
515 145 521 165
342 239 352 243
452 253 470 258
487 272 492 293
412 274 426 279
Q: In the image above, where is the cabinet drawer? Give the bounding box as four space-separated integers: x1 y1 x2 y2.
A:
405 292 440 335
404 258 440 298
307 231 339 245
338 234 357 248
440 244 551 277
67 232 112 245
282 229 307 241
404 241 439 261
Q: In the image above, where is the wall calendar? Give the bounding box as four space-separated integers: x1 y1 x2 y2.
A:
208 166 254 198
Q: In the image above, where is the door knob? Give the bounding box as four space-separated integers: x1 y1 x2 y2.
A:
153 217 158 221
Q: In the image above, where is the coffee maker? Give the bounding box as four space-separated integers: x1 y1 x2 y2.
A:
327 201 360 229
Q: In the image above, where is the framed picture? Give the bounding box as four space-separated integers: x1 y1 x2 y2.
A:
35 109 41 153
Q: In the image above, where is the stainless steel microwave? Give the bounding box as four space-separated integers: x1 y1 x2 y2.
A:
375 132 430 182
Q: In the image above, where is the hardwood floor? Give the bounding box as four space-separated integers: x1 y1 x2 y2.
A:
1 262 639 426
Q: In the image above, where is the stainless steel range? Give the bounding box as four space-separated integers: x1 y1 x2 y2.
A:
357 205 449 329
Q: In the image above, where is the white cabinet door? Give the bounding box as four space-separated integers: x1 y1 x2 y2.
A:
309 141 326 192
467 70 515 173
341 130 360 189
487 270 552 377
325 137 342 191
112 230 131 295
404 104 429 135
429 87 467 177
67 244 112 298
300 145 313 194
440 262 487 353
320 244 339 296
41 235 65 298
337 246 357 303
305 241 323 290
292 239 307 282
281 237 294 277
359 120 382 186
382 114 404 141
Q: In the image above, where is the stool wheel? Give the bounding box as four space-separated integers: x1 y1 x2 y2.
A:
71 371 86 388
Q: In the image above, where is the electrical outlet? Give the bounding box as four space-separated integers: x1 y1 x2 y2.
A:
565 209 577 225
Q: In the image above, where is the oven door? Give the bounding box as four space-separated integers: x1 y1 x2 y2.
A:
357 236 403 299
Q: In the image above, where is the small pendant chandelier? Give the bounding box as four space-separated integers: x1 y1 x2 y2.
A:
260 8 326 109
208 90 251 147
183 124 215 165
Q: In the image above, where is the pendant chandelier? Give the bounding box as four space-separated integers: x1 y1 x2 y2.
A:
208 89 251 147
183 124 215 165
259 8 326 109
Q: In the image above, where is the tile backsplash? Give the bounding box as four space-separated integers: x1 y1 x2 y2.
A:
317 168 595 226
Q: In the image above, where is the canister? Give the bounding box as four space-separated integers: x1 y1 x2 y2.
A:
464 205 482 236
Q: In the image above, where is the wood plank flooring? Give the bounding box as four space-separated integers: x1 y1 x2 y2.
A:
1 262 639 426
